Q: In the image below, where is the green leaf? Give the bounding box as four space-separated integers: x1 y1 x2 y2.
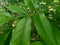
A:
31 0 39 9
56 5 60 20
24 0 35 10
43 0 54 5
0 11 11 25
33 12 57 45
32 41 43 45
24 0 39 10
4 30 12 45
5 5 28 15
7 0 19 4
10 17 31 45
0 26 12 45
49 20 60 45
0 11 11 17
39 13 53 38
54 0 59 2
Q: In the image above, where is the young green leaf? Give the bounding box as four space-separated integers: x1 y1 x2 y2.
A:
10 17 31 45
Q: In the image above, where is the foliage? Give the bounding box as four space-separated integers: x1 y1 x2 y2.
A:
0 0 60 45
